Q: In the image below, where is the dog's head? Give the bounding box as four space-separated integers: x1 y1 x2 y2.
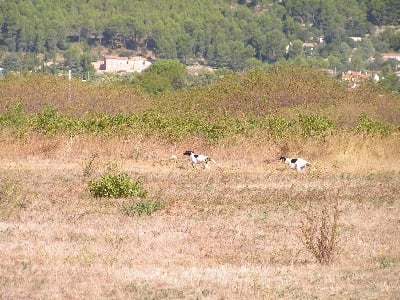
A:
183 150 194 156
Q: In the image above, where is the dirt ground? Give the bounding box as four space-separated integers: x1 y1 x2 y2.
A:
0 137 399 299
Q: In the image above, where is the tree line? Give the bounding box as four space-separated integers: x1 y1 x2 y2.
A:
0 0 399 83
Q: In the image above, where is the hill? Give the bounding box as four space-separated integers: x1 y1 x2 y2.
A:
1 0 400 85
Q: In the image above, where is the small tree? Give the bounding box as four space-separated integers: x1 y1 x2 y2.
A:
138 59 188 94
287 39 305 59
2 53 23 74
80 52 95 80
380 71 400 92
63 47 81 75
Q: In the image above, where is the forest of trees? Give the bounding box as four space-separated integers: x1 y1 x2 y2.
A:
0 0 399 89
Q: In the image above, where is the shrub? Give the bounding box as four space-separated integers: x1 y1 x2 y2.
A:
0 103 26 127
121 199 166 216
300 195 340 264
33 103 78 135
265 115 295 139
88 173 147 198
0 103 29 136
201 123 228 143
297 113 336 138
356 114 394 137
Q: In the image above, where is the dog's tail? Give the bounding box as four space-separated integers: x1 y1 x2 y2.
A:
205 157 218 169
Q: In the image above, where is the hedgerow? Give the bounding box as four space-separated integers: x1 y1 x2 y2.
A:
0 102 397 144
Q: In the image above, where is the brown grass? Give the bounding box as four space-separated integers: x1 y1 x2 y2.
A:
0 75 152 116
1 134 400 299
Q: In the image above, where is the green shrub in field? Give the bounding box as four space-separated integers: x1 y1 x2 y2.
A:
121 199 166 216
265 115 296 139
0 103 26 127
297 113 336 138
0 103 29 136
88 173 147 198
356 114 394 137
33 103 79 135
88 172 167 216
137 110 187 139
137 109 230 142
35 103 63 134
201 123 228 143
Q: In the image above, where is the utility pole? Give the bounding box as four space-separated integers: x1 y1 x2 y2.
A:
68 69 72 102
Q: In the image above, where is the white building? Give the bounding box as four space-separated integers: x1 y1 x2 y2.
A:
92 55 152 74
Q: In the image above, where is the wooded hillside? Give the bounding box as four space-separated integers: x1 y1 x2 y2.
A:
0 0 399 87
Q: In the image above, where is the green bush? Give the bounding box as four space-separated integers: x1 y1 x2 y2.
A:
33 103 78 135
0 103 26 127
356 114 394 137
297 113 335 138
265 115 295 139
201 123 228 143
88 173 147 198
121 199 166 216
0 103 29 136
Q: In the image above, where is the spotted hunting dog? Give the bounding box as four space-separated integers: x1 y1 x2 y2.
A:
280 156 311 171
184 150 217 169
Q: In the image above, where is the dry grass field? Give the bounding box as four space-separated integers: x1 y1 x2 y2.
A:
1 134 399 299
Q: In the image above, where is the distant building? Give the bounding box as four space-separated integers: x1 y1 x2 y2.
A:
341 70 379 89
303 42 317 55
341 70 373 82
92 55 152 74
381 53 400 62
372 73 380 82
349 37 362 42
187 64 214 76
285 41 316 55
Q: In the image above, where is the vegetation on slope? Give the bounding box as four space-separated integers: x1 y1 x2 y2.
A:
0 66 398 143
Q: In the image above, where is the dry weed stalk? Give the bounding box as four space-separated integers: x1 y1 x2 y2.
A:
82 153 99 177
300 193 340 264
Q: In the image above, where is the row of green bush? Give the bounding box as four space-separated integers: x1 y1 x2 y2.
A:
0 103 396 143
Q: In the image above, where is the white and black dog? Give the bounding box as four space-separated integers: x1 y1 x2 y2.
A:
279 156 311 171
184 150 217 169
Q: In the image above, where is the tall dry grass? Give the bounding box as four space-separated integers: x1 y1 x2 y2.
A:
0 74 152 116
